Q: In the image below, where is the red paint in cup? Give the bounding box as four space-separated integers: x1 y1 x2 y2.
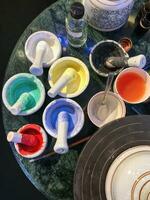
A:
15 124 47 158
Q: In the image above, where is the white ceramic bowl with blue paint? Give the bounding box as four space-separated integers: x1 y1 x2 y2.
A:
42 98 84 154
2 73 45 116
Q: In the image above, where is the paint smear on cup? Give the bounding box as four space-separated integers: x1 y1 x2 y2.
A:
116 71 146 102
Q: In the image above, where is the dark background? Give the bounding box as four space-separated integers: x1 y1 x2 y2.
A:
0 0 56 199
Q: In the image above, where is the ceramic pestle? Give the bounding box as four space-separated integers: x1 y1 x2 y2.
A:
128 55 146 69
7 131 38 146
47 68 77 98
105 55 146 69
53 111 69 154
10 92 33 115
29 40 50 76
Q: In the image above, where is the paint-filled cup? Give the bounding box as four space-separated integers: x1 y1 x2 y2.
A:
2 73 45 115
87 91 126 127
7 124 48 158
47 57 90 98
42 98 84 154
114 67 150 104
89 40 128 77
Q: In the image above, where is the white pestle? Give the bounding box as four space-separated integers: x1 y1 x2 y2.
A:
10 92 32 115
54 111 69 154
47 68 77 98
105 55 146 70
29 40 50 76
128 54 146 69
7 131 22 143
7 131 38 146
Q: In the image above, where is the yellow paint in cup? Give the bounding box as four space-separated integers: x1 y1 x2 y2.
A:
48 57 90 98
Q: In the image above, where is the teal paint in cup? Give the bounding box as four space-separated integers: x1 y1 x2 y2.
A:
2 73 45 115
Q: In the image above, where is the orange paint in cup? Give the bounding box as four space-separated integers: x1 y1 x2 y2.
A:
114 67 150 104
116 71 146 102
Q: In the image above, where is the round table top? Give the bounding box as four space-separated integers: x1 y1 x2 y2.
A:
2 0 150 199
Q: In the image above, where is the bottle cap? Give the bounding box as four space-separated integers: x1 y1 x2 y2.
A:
70 2 85 19
119 37 133 53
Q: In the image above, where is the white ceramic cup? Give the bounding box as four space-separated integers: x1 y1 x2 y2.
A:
25 31 62 76
42 98 85 154
87 91 126 127
11 124 48 159
48 57 90 98
114 67 150 104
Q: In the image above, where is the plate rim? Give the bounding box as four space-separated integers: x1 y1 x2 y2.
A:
105 145 150 200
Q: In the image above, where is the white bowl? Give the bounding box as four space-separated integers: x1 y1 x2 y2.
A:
25 31 62 67
42 98 84 139
113 67 150 104
105 146 150 200
14 124 48 159
48 57 90 98
87 91 126 127
2 73 45 116
89 40 129 77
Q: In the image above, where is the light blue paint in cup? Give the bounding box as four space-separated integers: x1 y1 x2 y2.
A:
2 73 45 115
42 98 84 154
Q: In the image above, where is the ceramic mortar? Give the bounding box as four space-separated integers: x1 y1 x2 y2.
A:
48 56 90 98
87 91 126 127
25 31 62 76
89 40 129 77
42 98 84 154
8 124 47 159
2 73 45 115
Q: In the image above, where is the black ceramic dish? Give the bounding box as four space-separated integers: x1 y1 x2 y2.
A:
74 115 150 200
89 40 128 77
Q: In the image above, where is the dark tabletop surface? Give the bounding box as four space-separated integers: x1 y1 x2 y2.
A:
0 1 56 200
1 0 150 200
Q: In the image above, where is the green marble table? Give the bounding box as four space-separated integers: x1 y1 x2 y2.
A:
2 0 150 199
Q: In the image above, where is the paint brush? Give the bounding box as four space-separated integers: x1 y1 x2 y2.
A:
131 106 142 115
29 135 91 163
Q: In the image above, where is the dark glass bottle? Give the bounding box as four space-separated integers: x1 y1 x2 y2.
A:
135 1 150 32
